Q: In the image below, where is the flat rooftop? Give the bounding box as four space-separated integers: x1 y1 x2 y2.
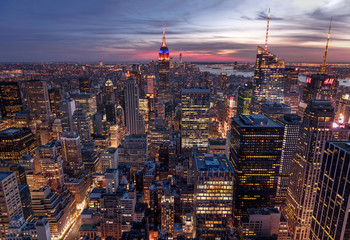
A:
182 88 210 94
104 148 118 154
233 114 283 128
195 153 233 172
329 141 350 153
0 171 13 181
0 128 31 137
247 207 280 216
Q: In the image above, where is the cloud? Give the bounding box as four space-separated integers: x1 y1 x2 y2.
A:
0 0 349 62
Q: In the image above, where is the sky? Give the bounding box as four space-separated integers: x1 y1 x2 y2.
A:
0 0 349 63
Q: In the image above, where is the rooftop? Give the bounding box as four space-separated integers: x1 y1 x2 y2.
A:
247 207 280 216
195 153 233 172
181 88 210 94
329 141 350 153
0 128 31 137
104 148 118 154
277 114 301 125
0 171 14 181
233 114 283 128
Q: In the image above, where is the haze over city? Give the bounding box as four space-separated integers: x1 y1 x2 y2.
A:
1 0 350 63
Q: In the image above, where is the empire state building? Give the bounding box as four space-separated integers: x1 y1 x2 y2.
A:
158 27 171 102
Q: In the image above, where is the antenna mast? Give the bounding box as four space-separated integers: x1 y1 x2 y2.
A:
320 17 332 74
264 8 270 52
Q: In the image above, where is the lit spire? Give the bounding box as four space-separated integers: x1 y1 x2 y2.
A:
162 25 167 47
264 8 270 52
320 17 332 74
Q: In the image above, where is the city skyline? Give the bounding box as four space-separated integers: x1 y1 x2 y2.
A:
1 0 350 63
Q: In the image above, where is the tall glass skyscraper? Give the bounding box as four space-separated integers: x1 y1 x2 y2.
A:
251 47 285 114
230 114 284 221
181 88 210 154
284 99 334 240
310 141 350 240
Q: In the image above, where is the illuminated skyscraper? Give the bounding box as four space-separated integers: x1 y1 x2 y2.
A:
72 109 91 143
194 153 234 238
251 47 285 114
61 131 84 177
25 80 52 121
301 74 338 105
336 93 350 124
275 114 301 204
104 79 117 124
31 186 75 240
161 195 175 237
284 99 334 240
0 81 23 119
181 88 210 154
236 83 252 116
71 93 97 118
310 141 350 240
158 27 170 102
230 114 284 220
0 128 37 163
284 67 300 113
0 172 23 239
101 148 119 173
32 141 64 193
298 18 337 117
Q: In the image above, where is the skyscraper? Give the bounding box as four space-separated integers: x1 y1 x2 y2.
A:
125 78 144 134
336 93 350 125
0 171 23 239
230 114 284 220
301 74 338 105
284 67 300 113
72 109 92 143
31 186 76 239
161 195 175 237
61 131 84 177
284 99 334 240
310 141 350 240
33 141 64 193
275 114 301 204
0 128 37 163
0 81 23 119
48 87 62 118
25 80 52 121
59 99 76 131
79 77 91 93
251 47 285 114
181 88 210 153
236 83 252 116
158 27 170 102
104 79 117 124
194 153 234 238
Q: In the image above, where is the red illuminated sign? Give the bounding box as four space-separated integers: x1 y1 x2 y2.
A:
306 77 312 83
324 78 335 85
